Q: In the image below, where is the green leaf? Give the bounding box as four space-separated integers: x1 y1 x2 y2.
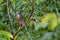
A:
34 21 42 30
36 0 42 5
29 20 34 27
0 31 13 40
41 22 48 28
0 0 3 3
41 13 58 30
34 21 48 30
10 0 17 5
0 22 7 30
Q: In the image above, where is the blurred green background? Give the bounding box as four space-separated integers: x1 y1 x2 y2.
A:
0 0 60 40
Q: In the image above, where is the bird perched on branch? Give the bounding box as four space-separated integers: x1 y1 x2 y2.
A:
16 12 24 27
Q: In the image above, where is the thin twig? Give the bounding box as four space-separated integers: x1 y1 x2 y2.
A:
13 0 34 39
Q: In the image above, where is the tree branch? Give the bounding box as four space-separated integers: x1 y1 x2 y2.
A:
13 0 34 39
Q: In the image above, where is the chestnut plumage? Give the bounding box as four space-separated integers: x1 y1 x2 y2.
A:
16 12 24 27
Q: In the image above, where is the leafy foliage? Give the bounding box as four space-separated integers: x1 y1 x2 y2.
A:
0 31 13 40
0 0 60 40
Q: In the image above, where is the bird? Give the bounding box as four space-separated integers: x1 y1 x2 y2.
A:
16 12 24 27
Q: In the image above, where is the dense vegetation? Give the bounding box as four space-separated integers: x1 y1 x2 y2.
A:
0 0 60 40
